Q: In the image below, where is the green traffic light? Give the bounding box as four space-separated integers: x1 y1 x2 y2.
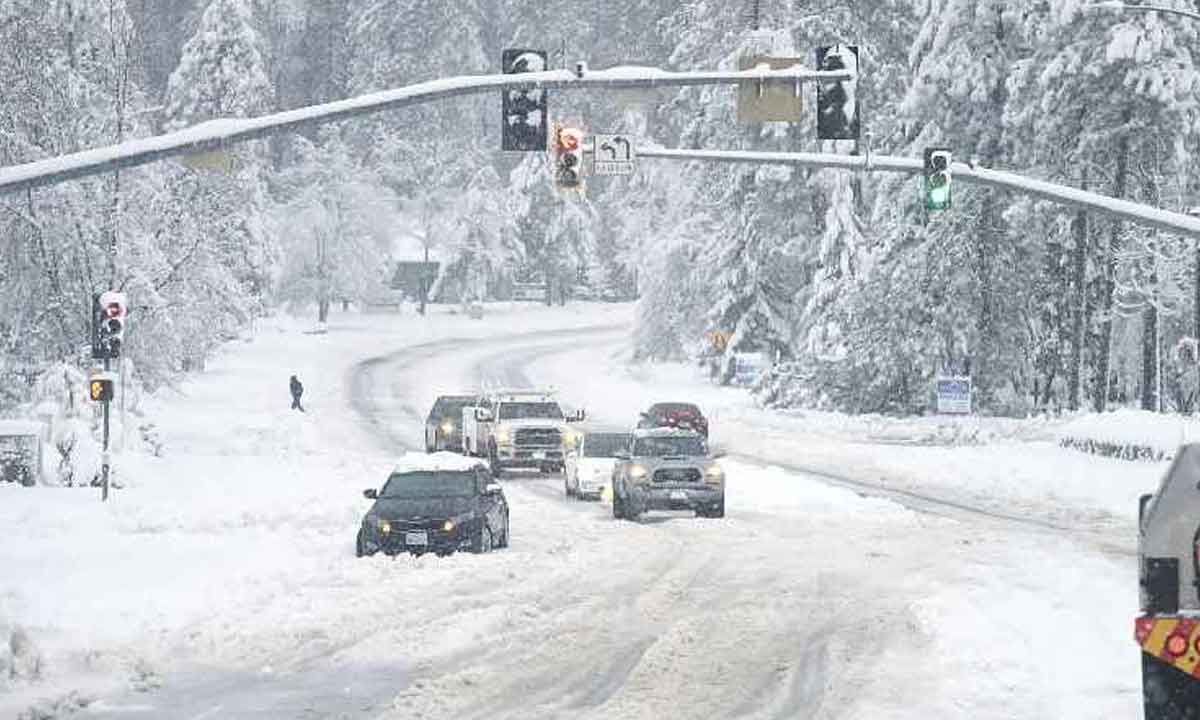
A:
926 180 951 210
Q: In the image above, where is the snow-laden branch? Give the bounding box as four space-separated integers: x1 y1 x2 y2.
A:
638 148 1200 239
0 64 851 195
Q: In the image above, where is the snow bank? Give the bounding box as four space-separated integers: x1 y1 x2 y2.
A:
1056 408 1200 461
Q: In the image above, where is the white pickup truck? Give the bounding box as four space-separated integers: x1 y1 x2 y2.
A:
462 390 584 476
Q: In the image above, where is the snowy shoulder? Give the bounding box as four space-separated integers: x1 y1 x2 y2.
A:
391 452 488 475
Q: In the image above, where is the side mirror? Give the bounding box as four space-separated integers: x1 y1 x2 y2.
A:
1139 493 1154 527
363 488 378 500
475 408 494 422
566 409 586 422
485 482 503 495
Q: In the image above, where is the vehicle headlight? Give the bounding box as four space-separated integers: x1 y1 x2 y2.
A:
629 464 648 480
440 420 454 434
705 465 725 483
495 428 511 444
442 519 455 532
377 518 392 534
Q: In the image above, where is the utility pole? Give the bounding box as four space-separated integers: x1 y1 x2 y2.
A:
419 241 429 316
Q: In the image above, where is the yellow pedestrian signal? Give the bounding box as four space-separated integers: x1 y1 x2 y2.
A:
89 378 114 402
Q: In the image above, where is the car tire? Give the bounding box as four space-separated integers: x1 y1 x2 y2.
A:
355 528 371 558
472 524 494 554
613 488 629 520
699 500 725 519
497 515 510 548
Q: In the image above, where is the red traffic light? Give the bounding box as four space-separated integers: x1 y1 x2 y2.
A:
556 127 583 152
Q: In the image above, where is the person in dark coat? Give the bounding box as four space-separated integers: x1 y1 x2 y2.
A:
289 375 305 412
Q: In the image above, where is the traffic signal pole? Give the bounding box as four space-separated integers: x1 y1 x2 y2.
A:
6 62 1199 239
637 147 1200 240
0 64 851 195
101 355 111 502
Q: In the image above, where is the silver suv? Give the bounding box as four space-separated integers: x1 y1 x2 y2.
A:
611 428 725 520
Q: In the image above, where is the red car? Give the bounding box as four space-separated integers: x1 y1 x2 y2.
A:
637 402 708 438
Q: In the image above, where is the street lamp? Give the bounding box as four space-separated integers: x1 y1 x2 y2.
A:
1082 1 1200 23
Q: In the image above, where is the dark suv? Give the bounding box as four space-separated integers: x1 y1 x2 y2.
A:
356 456 509 557
425 395 476 452
637 402 709 438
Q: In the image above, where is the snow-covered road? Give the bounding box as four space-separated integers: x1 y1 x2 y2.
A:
2 306 1144 719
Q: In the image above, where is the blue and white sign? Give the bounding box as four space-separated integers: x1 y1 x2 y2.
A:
935 376 972 414
732 352 768 386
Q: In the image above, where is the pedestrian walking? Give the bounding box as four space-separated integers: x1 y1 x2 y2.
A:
290 374 305 412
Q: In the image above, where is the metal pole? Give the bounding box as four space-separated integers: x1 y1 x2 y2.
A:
101 356 111 502
636 147 1200 239
419 242 428 316
0 64 855 195
1083 2 1200 23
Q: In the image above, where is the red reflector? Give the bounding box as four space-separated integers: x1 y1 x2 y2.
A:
1136 617 1156 643
1167 634 1189 656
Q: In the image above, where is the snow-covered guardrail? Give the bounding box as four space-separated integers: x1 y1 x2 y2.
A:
1055 409 1200 462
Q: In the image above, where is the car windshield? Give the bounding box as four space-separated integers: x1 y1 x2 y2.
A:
498 402 563 420
430 397 473 421
379 471 477 499
634 436 707 457
584 433 632 458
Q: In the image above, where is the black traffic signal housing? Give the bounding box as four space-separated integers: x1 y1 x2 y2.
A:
923 147 953 211
502 49 549 151
554 125 585 190
815 45 860 140
89 376 114 402
92 290 128 359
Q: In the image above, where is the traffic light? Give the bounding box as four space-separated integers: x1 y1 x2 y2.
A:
554 125 585 190
815 45 860 140
923 148 953 211
95 290 128 359
502 49 548 151
89 376 114 402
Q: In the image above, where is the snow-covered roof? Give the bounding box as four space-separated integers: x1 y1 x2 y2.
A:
390 452 487 475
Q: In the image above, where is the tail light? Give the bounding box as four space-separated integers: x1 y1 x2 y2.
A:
1136 616 1156 644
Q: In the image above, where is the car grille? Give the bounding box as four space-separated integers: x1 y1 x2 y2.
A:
515 427 561 447
653 468 702 484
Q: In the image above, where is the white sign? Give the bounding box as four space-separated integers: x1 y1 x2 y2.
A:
592 134 635 176
935 376 972 414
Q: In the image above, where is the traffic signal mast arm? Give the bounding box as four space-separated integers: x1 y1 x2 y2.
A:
637 147 1200 240
0 64 852 195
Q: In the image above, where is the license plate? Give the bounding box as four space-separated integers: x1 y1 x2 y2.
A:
532 451 546 459
405 531 428 546
670 490 688 501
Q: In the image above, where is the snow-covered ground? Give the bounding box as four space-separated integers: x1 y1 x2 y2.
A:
0 303 1147 718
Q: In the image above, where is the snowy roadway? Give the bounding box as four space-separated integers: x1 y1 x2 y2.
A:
2 305 1142 719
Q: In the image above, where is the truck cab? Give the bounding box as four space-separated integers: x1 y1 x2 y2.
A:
1135 443 1200 718
462 390 583 476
